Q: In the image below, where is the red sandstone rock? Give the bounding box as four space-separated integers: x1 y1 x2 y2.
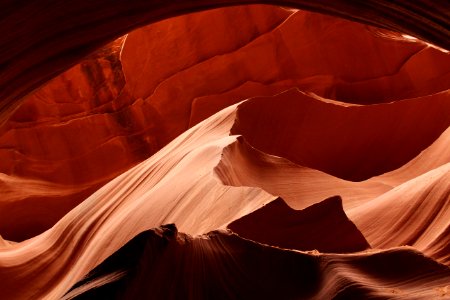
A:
3 8 449 186
0 0 448 123
121 5 292 101
230 89 450 181
65 226 450 299
0 83 449 298
228 196 371 253
0 4 448 300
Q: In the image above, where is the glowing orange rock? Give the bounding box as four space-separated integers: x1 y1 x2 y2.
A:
0 4 449 300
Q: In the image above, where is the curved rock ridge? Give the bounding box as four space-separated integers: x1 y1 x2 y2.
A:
230 88 450 181
134 9 448 143
65 225 450 300
3 7 449 244
215 135 391 210
0 88 448 298
214 96 450 264
5 7 449 188
215 93 450 208
216 134 450 264
2 79 448 242
0 4 449 300
0 104 274 299
0 7 294 226
228 196 371 253
348 163 450 265
371 125 450 187
0 173 97 241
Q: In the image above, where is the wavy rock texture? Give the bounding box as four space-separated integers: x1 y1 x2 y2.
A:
2 7 450 242
0 4 449 300
0 91 449 299
64 226 450 300
0 0 449 121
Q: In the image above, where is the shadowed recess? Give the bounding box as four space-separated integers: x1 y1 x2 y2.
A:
228 196 371 253
65 225 450 299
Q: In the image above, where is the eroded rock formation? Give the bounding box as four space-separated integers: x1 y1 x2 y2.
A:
0 3 449 300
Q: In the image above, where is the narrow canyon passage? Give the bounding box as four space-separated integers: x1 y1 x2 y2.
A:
0 3 449 300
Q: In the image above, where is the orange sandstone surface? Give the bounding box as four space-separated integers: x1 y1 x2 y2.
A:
0 4 449 300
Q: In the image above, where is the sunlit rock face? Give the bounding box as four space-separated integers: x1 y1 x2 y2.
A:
0 4 449 300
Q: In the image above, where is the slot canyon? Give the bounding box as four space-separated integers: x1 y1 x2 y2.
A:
0 1 449 299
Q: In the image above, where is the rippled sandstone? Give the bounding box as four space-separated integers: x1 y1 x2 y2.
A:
0 3 449 300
